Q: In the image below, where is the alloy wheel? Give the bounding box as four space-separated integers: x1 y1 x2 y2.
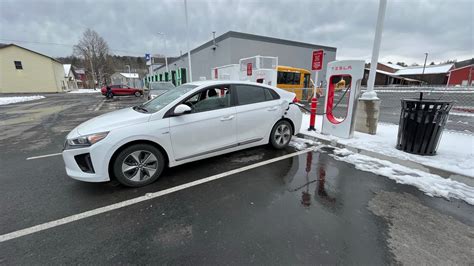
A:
121 150 158 182
274 124 291 145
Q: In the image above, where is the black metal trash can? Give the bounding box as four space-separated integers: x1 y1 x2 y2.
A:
396 98 453 155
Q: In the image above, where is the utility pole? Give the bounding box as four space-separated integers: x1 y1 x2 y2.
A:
184 0 193 82
421 52 428 85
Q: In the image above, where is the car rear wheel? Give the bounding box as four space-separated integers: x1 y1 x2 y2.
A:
112 144 164 187
270 120 292 149
134 91 141 97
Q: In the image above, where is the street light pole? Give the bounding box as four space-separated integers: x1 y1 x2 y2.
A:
421 52 428 85
361 0 387 100
157 32 169 73
356 0 387 135
184 0 193 82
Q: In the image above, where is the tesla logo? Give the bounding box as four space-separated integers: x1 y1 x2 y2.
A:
332 66 352 71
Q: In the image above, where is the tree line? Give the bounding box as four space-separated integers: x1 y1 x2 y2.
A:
56 29 149 87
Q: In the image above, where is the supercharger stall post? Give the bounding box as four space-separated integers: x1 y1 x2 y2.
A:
321 60 365 139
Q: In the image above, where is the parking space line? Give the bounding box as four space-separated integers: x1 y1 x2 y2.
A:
93 99 106 111
1 147 314 243
26 153 62 160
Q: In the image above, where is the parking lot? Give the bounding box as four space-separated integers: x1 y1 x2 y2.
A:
1 93 473 264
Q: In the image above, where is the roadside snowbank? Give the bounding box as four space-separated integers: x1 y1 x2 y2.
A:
300 114 474 178
68 89 100 94
0 95 45 106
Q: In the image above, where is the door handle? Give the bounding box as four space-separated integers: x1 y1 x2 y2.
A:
220 115 234 121
267 106 278 111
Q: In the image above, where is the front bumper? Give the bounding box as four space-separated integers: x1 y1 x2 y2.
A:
62 145 110 182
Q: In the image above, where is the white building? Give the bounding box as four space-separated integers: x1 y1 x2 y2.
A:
63 64 79 90
111 72 142 88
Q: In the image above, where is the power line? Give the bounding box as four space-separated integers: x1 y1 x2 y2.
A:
0 38 146 56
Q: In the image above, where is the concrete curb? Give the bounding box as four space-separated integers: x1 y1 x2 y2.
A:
297 133 474 187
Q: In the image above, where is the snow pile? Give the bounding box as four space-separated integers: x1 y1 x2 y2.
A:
300 114 474 178
331 148 474 205
68 89 100 94
0 95 45 106
289 136 318 150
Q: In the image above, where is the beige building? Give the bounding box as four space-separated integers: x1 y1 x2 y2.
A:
0 43 65 93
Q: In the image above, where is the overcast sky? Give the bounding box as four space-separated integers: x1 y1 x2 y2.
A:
0 0 472 65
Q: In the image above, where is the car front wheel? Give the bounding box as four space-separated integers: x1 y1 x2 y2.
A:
270 120 293 149
112 144 165 187
134 91 141 97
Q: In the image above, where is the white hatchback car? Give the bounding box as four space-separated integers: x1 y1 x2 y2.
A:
62 80 302 187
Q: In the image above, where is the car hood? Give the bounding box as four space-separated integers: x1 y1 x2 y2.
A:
75 107 151 136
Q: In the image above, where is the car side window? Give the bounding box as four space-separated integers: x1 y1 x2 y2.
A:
235 85 267 105
264 89 275 101
183 86 231 113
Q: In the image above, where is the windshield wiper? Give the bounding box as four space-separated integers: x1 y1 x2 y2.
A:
133 105 149 113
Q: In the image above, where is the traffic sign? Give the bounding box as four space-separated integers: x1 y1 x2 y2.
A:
145 53 151 66
312 50 324 71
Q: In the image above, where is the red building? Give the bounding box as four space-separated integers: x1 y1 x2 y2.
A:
447 64 473 86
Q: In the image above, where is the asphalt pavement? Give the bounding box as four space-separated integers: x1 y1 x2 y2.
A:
0 93 473 264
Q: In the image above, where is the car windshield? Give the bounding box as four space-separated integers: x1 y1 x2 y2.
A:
150 82 175 90
141 84 197 113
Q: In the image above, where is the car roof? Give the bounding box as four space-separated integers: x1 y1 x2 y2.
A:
187 80 294 99
188 80 273 88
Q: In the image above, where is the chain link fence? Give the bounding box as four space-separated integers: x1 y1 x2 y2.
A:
283 86 473 113
281 86 473 132
370 86 474 113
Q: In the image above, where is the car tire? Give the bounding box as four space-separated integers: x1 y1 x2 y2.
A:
134 91 141 97
112 144 165 187
270 120 293 149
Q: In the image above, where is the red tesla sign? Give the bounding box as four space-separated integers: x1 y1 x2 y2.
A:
247 63 252 76
312 50 324 71
214 68 218 79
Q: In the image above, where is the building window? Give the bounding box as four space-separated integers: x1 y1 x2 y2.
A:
14 61 23 70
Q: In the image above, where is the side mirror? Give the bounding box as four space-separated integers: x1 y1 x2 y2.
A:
174 104 192 115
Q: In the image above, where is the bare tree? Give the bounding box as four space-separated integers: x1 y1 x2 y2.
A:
73 29 112 88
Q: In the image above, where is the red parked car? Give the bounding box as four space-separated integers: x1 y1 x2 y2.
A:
101 85 143 97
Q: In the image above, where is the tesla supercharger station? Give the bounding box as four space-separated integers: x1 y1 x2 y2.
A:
321 60 365 138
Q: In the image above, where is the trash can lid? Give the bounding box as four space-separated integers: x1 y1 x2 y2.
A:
401 98 454 104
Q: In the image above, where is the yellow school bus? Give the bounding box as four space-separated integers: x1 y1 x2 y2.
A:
276 66 313 100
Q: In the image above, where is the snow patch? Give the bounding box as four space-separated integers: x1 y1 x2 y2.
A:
450 112 474 118
0 95 45 106
289 136 318 150
68 89 100 94
331 148 474 205
300 114 474 178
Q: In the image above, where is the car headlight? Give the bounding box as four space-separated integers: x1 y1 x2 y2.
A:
65 132 109 149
